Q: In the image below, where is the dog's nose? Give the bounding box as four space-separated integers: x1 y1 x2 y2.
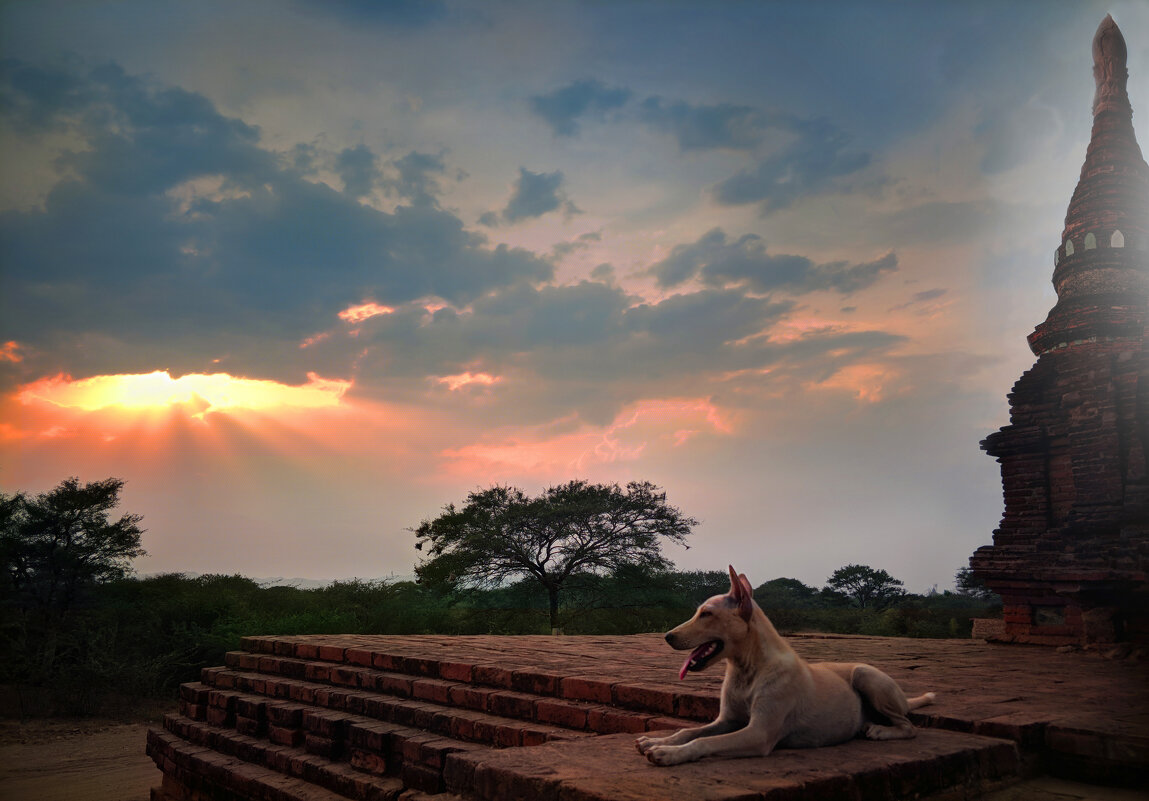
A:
664 632 675 646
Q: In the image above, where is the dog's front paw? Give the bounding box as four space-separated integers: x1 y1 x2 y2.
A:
644 744 689 766
634 735 662 754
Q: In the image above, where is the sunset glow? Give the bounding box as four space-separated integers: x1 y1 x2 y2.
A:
18 371 351 414
3 1 1132 589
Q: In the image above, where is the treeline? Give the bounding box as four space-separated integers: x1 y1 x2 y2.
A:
1 477 999 717
0 568 998 717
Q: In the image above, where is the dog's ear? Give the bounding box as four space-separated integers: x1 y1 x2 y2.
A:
727 565 753 622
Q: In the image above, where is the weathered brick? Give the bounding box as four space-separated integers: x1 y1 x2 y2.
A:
586 707 650 734
612 683 676 715
317 644 345 662
338 648 368 668
349 748 387 776
676 692 719 721
488 690 536 720
267 725 304 748
438 661 474 682
560 676 613 704
412 678 454 704
472 665 514 688
511 669 562 696
535 698 587 730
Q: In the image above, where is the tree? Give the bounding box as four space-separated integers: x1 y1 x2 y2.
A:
954 566 999 602
755 577 821 608
824 564 905 610
0 477 146 619
413 480 696 632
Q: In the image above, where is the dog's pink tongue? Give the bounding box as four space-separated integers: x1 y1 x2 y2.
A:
678 643 709 680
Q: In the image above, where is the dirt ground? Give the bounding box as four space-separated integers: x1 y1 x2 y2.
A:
0 718 1143 801
0 718 161 801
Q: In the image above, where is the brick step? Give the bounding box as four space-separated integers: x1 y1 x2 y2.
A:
441 728 1024 801
200 658 694 737
182 679 589 758
146 726 400 801
233 636 722 721
161 712 482 796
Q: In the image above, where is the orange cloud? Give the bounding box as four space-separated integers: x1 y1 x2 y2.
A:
811 363 903 403
338 302 394 323
437 371 499 391
0 341 23 363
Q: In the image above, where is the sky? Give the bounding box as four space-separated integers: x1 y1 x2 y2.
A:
2 0 1148 594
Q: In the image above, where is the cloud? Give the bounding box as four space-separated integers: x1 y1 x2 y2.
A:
887 287 949 313
649 228 897 295
528 79 632 137
637 97 764 151
712 117 873 213
292 0 448 28
0 59 552 387
335 144 380 198
484 167 579 225
387 150 447 207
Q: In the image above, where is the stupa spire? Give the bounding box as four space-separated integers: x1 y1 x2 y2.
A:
1028 14 1149 357
1092 14 1129 116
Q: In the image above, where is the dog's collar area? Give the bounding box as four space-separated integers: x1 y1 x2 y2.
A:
679 639 723 680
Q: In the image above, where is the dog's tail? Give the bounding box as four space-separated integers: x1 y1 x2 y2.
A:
907 691 937 710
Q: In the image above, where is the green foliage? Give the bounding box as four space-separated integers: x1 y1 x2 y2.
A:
0 478 999 718
1 477 146 619
825 564 906 609
414 480 696 630
954 566 1000 603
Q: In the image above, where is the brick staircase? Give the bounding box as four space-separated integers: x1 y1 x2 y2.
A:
147 634 1147 800
148 634 700 801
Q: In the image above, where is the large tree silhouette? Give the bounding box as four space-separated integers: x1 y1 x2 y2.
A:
1 477 146 620
413 480 695 632
824 564 905 609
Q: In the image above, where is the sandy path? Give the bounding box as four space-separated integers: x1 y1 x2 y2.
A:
0 721 160 801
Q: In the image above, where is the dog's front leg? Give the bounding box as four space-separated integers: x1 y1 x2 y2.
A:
635 718 738 755
643 719 783 766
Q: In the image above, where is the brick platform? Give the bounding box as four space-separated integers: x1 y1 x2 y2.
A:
147 634 1149 800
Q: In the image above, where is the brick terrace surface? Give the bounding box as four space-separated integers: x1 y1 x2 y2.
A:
148 633 1149 800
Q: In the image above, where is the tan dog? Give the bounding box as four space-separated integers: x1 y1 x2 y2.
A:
636 565 936 766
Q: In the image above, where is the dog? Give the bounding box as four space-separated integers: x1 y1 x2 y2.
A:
635 565 936 766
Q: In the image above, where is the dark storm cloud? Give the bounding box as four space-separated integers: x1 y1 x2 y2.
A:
649 228 897 295
0 60 551 384
712 117 872 213
484 167 579 225
528 79 632 137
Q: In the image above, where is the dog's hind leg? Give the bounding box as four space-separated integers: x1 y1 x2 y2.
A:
850 664 918 741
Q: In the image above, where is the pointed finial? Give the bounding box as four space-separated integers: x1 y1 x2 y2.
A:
1092 14 1129 115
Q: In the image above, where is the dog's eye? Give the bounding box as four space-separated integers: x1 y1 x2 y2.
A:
698 610 712 618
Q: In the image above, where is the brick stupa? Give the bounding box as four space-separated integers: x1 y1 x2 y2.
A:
971 15 1149 646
